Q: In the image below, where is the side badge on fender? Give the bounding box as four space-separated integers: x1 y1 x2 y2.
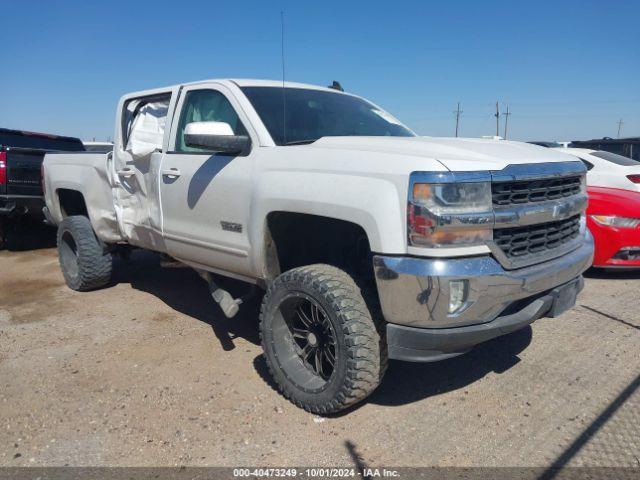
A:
221 221 243 233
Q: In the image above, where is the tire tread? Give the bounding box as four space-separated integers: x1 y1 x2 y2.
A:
57 215 112 291
260 264 387 414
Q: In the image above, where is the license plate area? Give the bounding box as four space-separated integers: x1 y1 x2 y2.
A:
548 277 582 317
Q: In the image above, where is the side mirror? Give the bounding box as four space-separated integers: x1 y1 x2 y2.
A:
183 121 250 155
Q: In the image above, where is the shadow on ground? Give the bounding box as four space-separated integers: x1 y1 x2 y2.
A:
112 250 533 410
369 326 532 407
584 267 640 280
539 372 640 480
1 218 56 251
111 250 261 350
253 325 532 412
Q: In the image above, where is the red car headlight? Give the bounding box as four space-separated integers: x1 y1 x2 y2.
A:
590 215 640 229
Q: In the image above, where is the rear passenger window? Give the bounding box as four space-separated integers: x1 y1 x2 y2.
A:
123 95 171 157
591 151 640 166
175 89 246 152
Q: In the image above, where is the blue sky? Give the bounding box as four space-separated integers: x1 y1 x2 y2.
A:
2 0 638 142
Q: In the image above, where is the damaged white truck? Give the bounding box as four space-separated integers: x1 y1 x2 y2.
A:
43 79 594 413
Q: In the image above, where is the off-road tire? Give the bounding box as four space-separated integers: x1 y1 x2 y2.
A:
57 215 112 291
260 264 386 414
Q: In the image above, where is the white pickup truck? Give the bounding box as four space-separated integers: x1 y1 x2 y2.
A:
43 79 594 413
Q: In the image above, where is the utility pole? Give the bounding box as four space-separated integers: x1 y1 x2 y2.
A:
453 102 463 137
617 118 624 138
494 101 500 137
503 105 511 140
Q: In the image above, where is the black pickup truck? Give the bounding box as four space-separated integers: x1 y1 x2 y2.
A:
0 128 85 247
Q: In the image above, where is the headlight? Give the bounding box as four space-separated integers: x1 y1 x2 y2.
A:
412 182 492 214
408 173 493 248
591 215 640 229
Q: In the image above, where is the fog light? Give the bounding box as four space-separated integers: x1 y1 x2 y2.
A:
613 247 640 260
449 280 468 313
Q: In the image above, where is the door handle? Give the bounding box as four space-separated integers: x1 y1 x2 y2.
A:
116 168 136 178
162 168 182 178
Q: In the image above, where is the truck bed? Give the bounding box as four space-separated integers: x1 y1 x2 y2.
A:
5 147 47 197
1 128 85 218
43 152 123 243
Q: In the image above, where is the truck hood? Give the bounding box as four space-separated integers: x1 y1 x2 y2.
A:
310 136 576 171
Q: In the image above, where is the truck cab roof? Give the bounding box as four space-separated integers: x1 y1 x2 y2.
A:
122 79 353 102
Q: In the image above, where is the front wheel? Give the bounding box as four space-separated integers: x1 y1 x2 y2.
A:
260 264 386 414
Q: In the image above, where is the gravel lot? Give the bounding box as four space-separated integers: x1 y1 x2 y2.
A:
1 227 639 469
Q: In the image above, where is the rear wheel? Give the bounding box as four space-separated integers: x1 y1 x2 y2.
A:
57 215 112 291
260 264 385 414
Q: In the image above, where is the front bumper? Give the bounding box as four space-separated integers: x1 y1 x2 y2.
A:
386 276 583 362
373 232 594 361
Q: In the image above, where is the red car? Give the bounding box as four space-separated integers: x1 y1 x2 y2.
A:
587 186 640 268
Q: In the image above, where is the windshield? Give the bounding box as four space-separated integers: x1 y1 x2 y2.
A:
591 150 640 166
241 87 415 145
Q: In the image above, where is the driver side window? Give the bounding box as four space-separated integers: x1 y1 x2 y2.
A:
175 89 246 152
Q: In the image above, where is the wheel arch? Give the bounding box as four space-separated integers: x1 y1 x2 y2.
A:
56 188 89 218
259 211 375 284
249 172 407 282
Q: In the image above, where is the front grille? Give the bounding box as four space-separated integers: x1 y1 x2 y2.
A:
492 176 582 206
494 215 581 259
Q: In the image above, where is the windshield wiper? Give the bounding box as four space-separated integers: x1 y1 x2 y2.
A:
283 139 318 146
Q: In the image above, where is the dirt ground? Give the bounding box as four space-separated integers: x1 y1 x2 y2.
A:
1 226 639 469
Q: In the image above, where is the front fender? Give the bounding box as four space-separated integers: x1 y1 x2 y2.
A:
249 170 408 276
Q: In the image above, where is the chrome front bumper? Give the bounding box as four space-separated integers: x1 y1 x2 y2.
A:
373 230 594 329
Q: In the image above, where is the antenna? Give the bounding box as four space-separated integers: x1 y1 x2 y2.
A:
280 11 287 144
453 102 462 137
328 81 344 92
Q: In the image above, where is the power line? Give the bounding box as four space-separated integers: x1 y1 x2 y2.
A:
494 101 500 137
502 105 511 140
453 102 463 137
